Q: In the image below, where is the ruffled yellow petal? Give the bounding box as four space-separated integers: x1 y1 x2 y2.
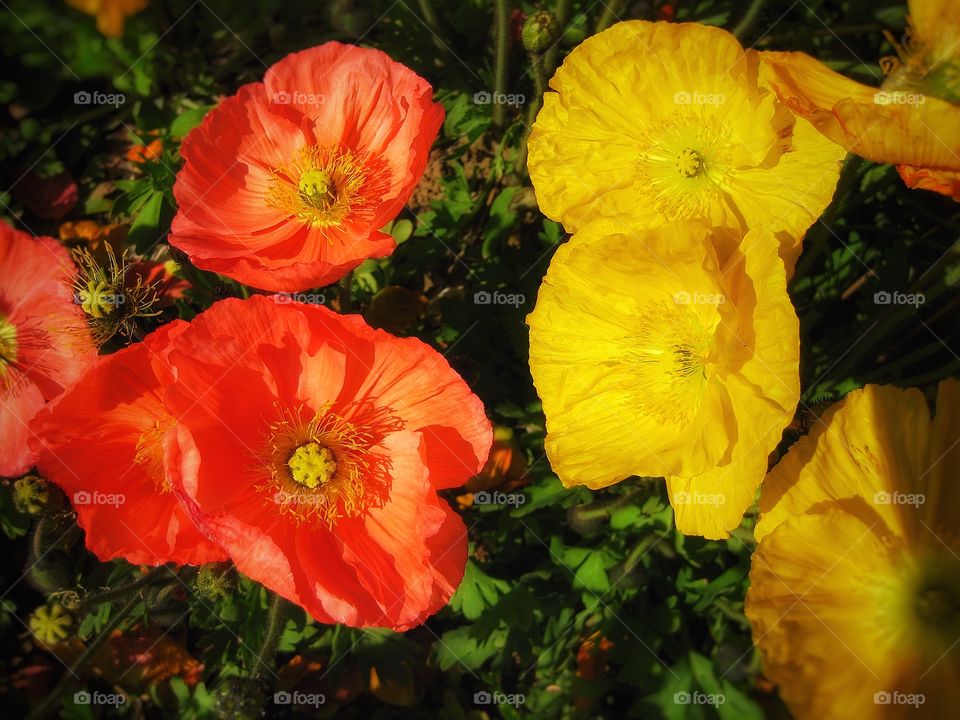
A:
528 20 844 268
898 165 960 201
756 384 934 543
746 506 918 720
909 0 960 66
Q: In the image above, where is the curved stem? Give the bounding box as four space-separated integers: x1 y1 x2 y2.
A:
251 591 289 681
733 0 766 41
492 0 509 128
515 51 547 175
544 0 571 76
595 0 624 34
80 566 169 611
337 271 354 313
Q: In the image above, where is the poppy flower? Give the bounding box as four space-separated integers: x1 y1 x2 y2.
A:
0 223 96 478
169 43 444 292
527 20 846 272
760 0 960 200
29 321 226 565
527 219 799 539
163 296 491 629
746 381 960 719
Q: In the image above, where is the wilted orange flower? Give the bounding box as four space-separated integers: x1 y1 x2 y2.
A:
0 223 96 478
30 321 227 565
65 0 148 38
164 296 491 629
170 43 444 292
761 0 960 200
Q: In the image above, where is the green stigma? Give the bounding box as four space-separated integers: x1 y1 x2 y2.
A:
298 169 336 210
676 148 705 178
287 441 338 488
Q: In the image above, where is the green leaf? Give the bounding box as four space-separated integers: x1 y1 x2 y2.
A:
448 559 511 620
171 105 213 139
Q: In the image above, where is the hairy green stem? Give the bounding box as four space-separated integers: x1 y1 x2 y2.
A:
338 271 354 313
595 0 624 34
80 566 170 611
492 0 510 127
251 592 289 681
733 0 766 41
543 0 571 75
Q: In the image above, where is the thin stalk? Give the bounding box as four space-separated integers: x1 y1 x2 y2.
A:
492 0 510 128
595 0 624 34
80 566 169 611
543 0 571 76
251 592 289 681
338 271 354 313
733 0 766 41
515 51 547 175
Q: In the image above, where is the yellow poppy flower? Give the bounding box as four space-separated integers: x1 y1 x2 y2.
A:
746 381 960 720
66 0 148 38
527 219 799 539
761 0 960 201
527 20 846 273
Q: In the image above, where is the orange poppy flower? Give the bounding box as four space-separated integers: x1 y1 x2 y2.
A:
29 321 227 565
0 223 96 478
169 43 444 292
65 0 148 39
761 0 960 200
163 296 491 629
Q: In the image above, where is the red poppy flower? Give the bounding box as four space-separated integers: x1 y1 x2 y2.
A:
29 321 227 565
0 223 96 477
169 43 444 292
163 296 491 629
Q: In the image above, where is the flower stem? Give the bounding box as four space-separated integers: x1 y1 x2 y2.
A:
492 0 509 128
733 0 766 41
595 0 623 34
515 50 547 175
80 565 170 611
338 271 354 313
251 591 289 681
543 0 571 76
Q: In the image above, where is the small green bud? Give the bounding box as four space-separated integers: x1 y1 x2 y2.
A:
13 476 65 515
522 11 559 54
29 550 74 593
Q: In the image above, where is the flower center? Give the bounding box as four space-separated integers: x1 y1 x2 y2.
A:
676 148 705 178
627 299 718 427
0 314 17 374
268 146 370 228
287 441 338 489
77 279 123 319
258 404 398 526
635 114 734 221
